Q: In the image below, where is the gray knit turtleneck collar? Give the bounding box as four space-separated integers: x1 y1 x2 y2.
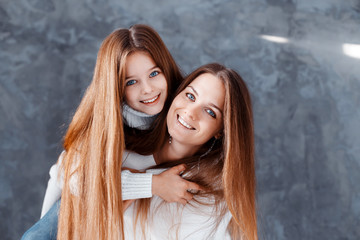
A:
122 103 159 130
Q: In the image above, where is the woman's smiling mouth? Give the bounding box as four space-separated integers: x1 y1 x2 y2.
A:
177 115 195 130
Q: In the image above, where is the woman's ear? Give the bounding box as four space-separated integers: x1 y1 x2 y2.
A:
214 132 222 139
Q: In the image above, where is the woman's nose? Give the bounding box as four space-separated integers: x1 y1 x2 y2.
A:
185 104 198 121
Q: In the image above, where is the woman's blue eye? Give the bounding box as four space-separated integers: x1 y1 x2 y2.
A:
206 109 216 118
149 71 159 78
126 80 137 86
186 93 195 101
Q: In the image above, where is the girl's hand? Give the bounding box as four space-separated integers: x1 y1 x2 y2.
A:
152 164 202 205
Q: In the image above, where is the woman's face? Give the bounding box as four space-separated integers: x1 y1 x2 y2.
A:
124 51 168 115
167 73 225 148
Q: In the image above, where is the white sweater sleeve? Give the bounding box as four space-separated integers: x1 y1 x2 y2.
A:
40 151 155 217
121 170 153 200
120 168 166 200
40 153 65 218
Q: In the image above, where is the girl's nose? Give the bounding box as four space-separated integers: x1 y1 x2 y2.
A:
141 80 153 94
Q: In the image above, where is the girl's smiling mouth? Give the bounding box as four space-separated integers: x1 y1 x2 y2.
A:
140 94 160 104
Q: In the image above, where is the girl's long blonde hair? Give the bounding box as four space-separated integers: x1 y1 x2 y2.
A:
57 24 182 240
135 63 257 240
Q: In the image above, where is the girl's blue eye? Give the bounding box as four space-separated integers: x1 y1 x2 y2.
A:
149 71 159 78
186 93 195 101
206 109 216 118
126 80 137 86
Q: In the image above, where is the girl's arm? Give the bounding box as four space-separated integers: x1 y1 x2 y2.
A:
121 170 153 200
40 155 154 216
40 152 65 218
40 154 201 217
40 166 154 216
40 164 62 218
122 165 202 205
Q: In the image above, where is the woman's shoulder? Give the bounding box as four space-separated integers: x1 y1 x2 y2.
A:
122 150 156 171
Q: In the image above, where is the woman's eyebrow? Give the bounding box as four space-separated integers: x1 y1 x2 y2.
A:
187 86 198 96
210 103 223 116
187 85 223 115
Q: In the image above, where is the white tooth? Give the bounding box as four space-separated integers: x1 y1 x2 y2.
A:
143 95 158 103
178 116 192 129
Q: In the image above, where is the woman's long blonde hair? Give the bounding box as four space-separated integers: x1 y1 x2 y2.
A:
57 24 182 240
136 63 257 240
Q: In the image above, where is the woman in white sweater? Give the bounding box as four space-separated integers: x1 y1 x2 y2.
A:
122 63 258 240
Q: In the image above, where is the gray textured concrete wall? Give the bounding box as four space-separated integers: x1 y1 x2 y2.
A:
1 0 360 239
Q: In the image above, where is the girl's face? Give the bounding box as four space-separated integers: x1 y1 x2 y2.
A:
124 51 168 115
167 73 225 148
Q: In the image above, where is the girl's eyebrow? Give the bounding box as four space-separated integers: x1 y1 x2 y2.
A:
125 65 160 80
187 86 223 116
149 66 160 71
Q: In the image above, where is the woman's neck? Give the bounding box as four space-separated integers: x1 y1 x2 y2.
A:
154 139 200 165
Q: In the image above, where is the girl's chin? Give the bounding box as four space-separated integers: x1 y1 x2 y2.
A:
143 106 163 115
